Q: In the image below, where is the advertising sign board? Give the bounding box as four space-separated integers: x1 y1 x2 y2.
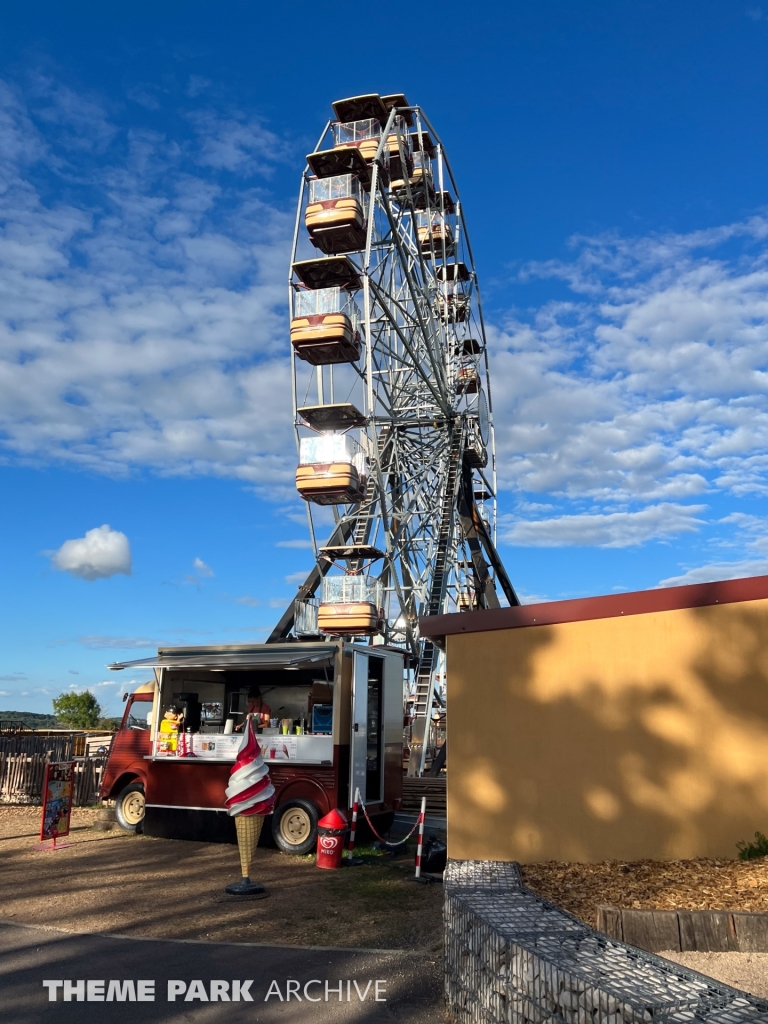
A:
40 760 75 846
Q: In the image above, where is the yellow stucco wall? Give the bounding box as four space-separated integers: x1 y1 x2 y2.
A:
447 597 768 863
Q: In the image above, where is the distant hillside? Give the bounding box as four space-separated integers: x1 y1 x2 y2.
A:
0 711 62 728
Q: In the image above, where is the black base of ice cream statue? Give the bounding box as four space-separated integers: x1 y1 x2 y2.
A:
226 879 265 895
224 717 275 896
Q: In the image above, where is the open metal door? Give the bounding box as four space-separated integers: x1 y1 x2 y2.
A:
350 651 368 805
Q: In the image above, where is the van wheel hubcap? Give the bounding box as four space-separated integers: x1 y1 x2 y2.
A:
280 808 310 845
122 791 145 825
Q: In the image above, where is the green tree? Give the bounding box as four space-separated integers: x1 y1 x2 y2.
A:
52 691 102 729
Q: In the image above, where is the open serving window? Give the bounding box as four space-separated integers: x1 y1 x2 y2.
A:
145 645 341 765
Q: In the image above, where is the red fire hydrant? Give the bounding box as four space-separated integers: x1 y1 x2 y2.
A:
316 808 348 870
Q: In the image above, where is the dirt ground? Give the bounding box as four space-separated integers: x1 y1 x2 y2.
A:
659 951 768 999
0 806 443 951
521 856 768 926
6 804 768 1002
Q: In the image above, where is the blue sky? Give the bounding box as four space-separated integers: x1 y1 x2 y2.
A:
3 1 768 714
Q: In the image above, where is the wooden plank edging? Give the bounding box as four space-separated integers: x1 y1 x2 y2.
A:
597 905 768 952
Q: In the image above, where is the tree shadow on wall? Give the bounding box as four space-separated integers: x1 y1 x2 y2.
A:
450 601 768 863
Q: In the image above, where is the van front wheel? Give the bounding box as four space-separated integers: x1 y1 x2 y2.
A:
115 782 145 832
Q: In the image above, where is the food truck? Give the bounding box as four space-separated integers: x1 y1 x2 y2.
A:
101 642 404 854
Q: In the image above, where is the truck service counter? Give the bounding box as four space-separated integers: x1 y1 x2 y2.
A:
150 732 334 764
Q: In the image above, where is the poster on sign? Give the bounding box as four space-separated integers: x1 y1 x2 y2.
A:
40 761 75 845
259 736 298 761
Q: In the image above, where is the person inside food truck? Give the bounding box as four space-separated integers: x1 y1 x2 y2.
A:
235 686 272 731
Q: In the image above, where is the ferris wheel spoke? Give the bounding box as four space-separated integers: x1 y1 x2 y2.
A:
366 282 448 412
372 191 449 398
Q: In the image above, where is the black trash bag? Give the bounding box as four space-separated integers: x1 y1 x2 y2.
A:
420 836 447 874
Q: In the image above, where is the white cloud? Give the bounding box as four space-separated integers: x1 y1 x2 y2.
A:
655 512 768 586
492 216 768 509
0 75 296 496
514 590 551 605
77 634 158 649
718 512 768 550
4 71 768 578
51 525 131 581
188 108 289 174
275 539 314 549
501 503 706 548
126 85 161 111
193 557 214 577
658 558 768 588
186 76 212 99
284 571 308 585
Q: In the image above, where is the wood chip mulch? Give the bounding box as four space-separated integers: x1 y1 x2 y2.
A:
520 858 768 929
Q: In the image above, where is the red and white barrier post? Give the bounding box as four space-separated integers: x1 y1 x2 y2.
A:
414 796 427 879
347 787 360 857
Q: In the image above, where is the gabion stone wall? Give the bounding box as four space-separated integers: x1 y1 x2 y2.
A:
444 860 768 1024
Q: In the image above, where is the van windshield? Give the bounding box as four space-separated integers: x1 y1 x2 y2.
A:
125 699 152 730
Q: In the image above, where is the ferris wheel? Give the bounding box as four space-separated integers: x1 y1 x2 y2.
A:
267 93 519 775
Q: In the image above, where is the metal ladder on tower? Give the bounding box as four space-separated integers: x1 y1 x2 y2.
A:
344 425 392 573
407 420 465 777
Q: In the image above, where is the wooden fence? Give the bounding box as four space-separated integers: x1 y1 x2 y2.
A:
0 734 76 760
0 753 106 806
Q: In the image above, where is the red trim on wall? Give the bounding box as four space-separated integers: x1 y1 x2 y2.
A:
419 575 768 640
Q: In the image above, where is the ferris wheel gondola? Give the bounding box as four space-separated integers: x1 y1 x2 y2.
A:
268 93 519 775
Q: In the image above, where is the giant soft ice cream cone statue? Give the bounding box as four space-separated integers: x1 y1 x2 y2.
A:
224 715 275 895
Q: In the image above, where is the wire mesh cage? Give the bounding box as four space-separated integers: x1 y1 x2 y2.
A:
444 860 768 1024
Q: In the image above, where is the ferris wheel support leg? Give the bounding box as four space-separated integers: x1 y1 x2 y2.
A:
457 463 501 610
408 718 430 778
473 506 521 608
427 740 446 777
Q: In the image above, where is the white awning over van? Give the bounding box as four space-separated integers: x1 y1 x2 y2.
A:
108 643 338 672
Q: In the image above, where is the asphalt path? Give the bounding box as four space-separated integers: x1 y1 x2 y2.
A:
0 922 449 1024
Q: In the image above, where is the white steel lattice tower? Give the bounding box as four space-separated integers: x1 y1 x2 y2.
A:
269 94 518 775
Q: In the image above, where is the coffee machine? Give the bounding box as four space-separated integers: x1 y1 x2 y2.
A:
173 692 201 734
